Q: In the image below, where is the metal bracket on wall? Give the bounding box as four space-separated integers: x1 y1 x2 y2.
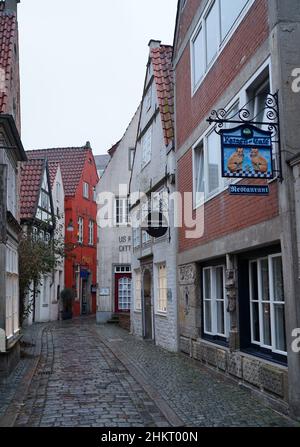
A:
207 91 283 182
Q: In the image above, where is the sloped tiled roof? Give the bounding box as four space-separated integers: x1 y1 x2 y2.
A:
20 159 45 220
26 146 90 196
150 45 174 146
47 161 60 188
0 4 17 113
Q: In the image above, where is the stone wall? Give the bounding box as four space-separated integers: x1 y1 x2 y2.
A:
180 336 289 404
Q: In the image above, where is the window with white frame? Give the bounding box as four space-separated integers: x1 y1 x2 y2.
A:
142 230 151 244
88 220 94 245
56 182 61 202
145 84 152 111
118 277 131 311
249 254 286 355
193 130 223 206
191 0 250 90
5 243 19 338
157 264 167 313
141 126 152 167
194 143 205 207
135 270 142 311
115 197 129 226
133 227 140 249
115 266 131 273
83 182 89 199
203 265 228 337
129 148 135 171
247 75 270 128
141 200 151 244
93 187 97 202
78 217 83 243
152 189 168 214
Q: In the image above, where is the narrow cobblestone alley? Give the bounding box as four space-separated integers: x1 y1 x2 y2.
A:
0 318 298 428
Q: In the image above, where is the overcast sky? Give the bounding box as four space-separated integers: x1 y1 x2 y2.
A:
18 0 178 155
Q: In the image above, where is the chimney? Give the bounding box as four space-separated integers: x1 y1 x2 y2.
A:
148 39 161 50
3 0 20 16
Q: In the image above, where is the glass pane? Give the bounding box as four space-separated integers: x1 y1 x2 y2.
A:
217 300 225 335
207 131 220 193
274 304 286 352
205 300 212 333
204 269 211 300
193 27 204 85
196 147 204 193
215 267 224 300
260 259 270 301
251 302 260 342
250 262 258 301
220 0 248 40
205 0 219 66
262 303 271 346
272 257 284 302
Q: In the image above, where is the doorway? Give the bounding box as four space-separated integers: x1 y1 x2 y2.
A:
143 269 153 340
81 279 88 315
115 273 132 313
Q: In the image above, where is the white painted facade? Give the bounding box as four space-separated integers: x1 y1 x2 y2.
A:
96 107 140 323
0 118 26 359
24 164 64 325
129 43 178 352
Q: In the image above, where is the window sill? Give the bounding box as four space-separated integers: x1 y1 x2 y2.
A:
155 311 167 318
201 334 229 348
241 346 287 366
193 179 242 211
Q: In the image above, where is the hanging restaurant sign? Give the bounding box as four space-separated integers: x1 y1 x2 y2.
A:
220 124 273 179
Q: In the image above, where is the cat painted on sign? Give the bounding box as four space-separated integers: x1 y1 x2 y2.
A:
250 148 268 173
227 147 244 173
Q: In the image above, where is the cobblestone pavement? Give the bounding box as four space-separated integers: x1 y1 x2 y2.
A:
13 320 168 427
93 323 299 428
1 317 299 427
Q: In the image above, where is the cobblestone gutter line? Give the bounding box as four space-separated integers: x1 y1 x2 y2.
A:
92 327 185 427
0 323 48 427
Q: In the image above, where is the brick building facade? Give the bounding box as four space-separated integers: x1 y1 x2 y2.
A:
173 0 300 419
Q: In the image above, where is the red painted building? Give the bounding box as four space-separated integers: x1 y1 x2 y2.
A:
27 143 99 317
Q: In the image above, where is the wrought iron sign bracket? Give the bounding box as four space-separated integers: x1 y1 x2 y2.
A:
207 92 283 182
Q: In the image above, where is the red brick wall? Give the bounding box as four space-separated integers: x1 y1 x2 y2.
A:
175 0 269 149
177 149 279 253
175 0 201 54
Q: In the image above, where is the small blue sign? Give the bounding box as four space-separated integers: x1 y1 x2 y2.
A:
80 269 89 279
229 185 270 196
221 124 273 179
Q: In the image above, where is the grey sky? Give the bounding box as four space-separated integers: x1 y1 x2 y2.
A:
18 0 178 155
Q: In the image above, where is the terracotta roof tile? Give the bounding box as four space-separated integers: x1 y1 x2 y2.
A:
150 45 174 146
0 6 16 113
26 146 91 197
20 159 45 220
